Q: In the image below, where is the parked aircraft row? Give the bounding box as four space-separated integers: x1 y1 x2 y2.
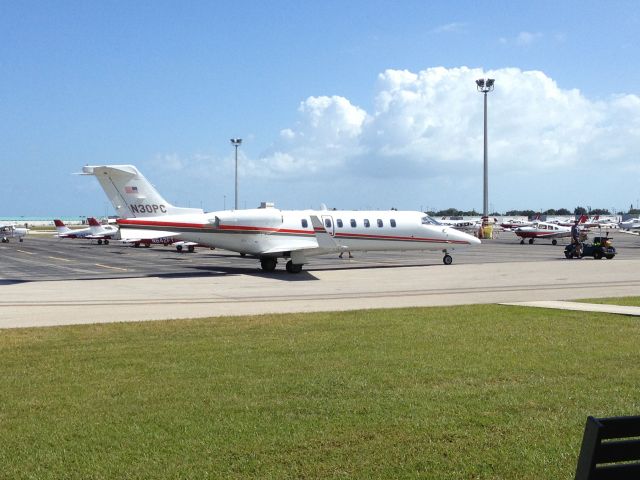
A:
54 217 118 244
54 218 199 252
79 164 481 273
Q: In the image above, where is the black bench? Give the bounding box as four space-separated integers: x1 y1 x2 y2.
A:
575 415 640 479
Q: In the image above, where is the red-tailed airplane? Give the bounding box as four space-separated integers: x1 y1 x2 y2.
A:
81 165 481 273
54 218 118 244
514 215 587 245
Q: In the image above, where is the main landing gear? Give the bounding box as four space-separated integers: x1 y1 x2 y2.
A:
285 260 303 273
260 257 277 272
259 257 304 274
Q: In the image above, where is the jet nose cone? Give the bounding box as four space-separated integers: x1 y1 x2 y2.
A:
449 228 481 246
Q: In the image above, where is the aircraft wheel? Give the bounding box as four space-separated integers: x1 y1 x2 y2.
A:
240 253 246 257
188 245 195 253
260 257 277 272
552 239 557 245
104 239 109 245
528 238 534 244
134 242 140 248
520 239 524 245
19 238 24 242
443 254 453 265
176 245 183 252
286 260 303 273
97 239 103 245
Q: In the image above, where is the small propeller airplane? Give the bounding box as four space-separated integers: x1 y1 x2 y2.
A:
0 224 29 243
54 218 118 244
120 234 200 252
619 218 640 231
500 215 538 231
81 164 481 273
514 215 588 245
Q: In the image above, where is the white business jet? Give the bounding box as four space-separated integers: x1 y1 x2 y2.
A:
81 165 480 273
0 224 29 243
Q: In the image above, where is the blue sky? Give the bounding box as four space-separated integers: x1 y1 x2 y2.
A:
1 0 639 216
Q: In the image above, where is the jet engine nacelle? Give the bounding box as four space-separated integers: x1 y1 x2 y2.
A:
213 208 284 229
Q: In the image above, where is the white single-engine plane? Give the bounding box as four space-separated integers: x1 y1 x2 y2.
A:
81 165 480 273
513 215 588 245
0 224 29 243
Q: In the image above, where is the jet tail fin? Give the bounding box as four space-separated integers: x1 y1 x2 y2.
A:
80 165 204 218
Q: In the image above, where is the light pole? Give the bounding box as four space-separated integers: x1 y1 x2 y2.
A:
230 138 242 210
476 78 494 219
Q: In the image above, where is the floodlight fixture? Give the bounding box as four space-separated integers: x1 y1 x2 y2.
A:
476 78 495 218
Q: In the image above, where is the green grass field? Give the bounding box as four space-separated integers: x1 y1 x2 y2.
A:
1 305 639 479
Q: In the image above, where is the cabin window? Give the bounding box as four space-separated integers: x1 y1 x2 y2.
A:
324 218 332 228
337 219 343 228
301 219 308 228
390 219 396 227
364 219 370 228
377 219 383 228
350 219 356 228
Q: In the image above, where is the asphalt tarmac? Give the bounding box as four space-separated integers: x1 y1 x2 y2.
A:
1 230 639 328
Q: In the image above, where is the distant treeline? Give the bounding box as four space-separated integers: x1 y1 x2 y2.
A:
427 207 640 217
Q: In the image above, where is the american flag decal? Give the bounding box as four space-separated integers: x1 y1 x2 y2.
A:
125 186 138 194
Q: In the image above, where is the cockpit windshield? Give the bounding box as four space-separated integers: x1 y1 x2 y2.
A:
421 216 442 226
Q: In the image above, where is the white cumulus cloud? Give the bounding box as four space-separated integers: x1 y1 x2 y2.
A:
250 66 640 187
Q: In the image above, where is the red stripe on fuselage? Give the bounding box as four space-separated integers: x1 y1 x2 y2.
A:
117 219 470 244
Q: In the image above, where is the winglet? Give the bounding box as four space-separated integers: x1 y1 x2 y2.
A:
309 215 341 249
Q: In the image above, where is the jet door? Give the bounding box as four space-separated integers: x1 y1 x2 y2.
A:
321 215 335 236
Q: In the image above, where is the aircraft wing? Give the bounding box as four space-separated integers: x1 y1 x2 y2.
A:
117 228 180 242
85 234 113 239
257 216 343 255
258 244 318 255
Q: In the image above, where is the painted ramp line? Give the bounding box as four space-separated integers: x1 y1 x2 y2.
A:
501 301 640 317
